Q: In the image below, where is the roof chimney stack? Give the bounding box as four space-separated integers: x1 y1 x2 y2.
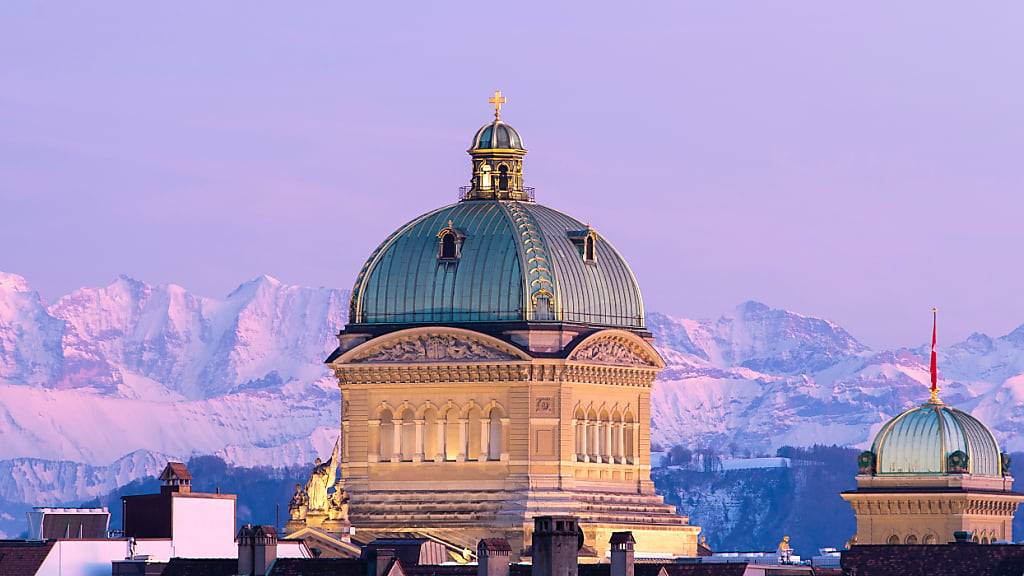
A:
237 524 277 576
531 516 578 576
610 532 635 576
477 538 512 576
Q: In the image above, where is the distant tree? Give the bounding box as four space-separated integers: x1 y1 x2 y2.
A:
669 445 693 468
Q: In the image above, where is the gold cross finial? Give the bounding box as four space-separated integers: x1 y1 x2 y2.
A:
488 90 506 118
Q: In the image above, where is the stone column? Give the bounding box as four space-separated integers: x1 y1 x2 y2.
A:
413 419 425 462
458 418 468 462
616 423 625 464
581 421 590 463
500 417 511 462
392 422 402 462
368 419 380 463
590 422 602 464
631 422 641 465
604 421 613 463
570 419 578 461
480 418 491 461
435 422 446 462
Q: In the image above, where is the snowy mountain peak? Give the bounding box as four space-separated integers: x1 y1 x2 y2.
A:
0 273 31 293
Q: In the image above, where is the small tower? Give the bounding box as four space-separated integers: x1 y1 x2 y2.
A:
237 524 278 576
841 311 1024 544
463 90 530 201
531 516 578 576
609 532 635 576
159 462 192 494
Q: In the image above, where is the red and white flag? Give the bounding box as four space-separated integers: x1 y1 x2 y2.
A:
930 308 938 394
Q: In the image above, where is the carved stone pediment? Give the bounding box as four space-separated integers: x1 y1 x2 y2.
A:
570 337 659 368
349 334 519 364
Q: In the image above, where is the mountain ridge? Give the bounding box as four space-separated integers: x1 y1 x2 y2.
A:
4 271 1024 524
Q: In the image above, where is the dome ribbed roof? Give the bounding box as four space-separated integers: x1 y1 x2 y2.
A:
871 402 1003 477
471 120 524 151
348 200 644 329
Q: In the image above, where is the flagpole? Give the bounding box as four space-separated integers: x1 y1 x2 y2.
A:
930 307 940 404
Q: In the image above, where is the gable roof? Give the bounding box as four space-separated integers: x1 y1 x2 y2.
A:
0 540 54 576
160 462 192 481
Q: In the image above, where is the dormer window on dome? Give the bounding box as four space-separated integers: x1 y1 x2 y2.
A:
568 228 598 264
437 221 465 261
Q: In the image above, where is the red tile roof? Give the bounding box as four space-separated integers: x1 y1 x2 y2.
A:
0 540 55 576
160 462 192 481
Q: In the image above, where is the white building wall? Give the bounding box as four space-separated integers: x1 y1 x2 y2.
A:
171 497 236 558
276 540 310 558
133 539 174 562
36 540 128 576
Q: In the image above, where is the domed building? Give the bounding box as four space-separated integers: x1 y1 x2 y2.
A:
303 93 699 559
842 316 1023 545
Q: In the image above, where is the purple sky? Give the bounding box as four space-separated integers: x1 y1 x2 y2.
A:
2 2 1023 348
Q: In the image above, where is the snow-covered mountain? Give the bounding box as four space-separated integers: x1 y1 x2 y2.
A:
5 271 1024 524
0 272 344 471
649 303 1024 455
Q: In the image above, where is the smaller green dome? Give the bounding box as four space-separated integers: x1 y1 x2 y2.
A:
471 119 524 151
870 401 1003 477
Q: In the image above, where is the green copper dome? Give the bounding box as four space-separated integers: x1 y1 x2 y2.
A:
870 402 1003 477
348 200 645 329
471 119 524 151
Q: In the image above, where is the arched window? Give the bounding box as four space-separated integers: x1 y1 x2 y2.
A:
574 407 587 461
981 536 990 545
437 223 464 261
399 408 416 462
466 405 483 461
905 535 918 545
887 535 900 545
598 409 611 462
423 406 440 462
584 235 596 263
379 409 395 462
440 232 458 259
587 409 600 462
444 407 462 461
623 411 636 463
612 411 624 463
923 534 937 545
498 164 509 191
487 406 504 460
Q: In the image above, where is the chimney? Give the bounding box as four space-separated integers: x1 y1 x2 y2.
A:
237 524 278 576
610 532 635 576
159 462 192 495
531 516 578 576
477 538 512 576
372 547 396 576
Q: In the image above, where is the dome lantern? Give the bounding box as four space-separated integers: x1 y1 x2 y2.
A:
462 90 532 202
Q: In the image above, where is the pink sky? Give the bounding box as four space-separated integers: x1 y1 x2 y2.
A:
2 2 1023 348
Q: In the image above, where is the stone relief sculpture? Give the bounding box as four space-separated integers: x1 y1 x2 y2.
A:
572 339 653 367
352 334 517 363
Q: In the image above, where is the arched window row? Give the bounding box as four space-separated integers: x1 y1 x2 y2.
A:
572 405 638 465
369 401 508 464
